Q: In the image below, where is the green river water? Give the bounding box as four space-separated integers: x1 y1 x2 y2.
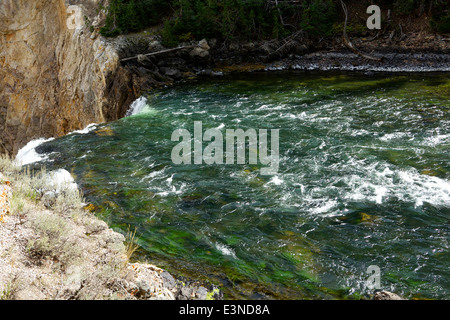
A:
33 71 449 299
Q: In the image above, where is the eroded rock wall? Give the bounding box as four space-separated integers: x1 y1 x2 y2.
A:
0 0 135 155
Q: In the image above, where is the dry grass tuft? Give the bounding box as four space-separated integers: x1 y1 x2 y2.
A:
125 226 140 264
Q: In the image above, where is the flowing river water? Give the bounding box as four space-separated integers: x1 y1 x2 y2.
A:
27 71 449 299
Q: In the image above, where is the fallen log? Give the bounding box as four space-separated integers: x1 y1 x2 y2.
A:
120 45 197 62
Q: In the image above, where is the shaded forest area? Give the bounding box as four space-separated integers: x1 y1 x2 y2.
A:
98 0 449 47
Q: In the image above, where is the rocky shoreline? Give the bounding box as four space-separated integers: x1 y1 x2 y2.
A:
265 50 450 72
110 32 449 104
0 166 222 300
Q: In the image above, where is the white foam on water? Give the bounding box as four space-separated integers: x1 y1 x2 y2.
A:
397 170 450 207
422 133 450 147
172 111 194 116
15 137 55 166
282 156 450 219
341 160 450 208
215 243 237 259
256 104 287 112
379 132 409 141
69 123 98 135
142 169 166 181
267 176 284 186
255 104 272 111
281 112 308 120
374 186 388 204
310 199 339 216
126 96 150 117
15 123 103 166
155 182 187 197
46 169 78 191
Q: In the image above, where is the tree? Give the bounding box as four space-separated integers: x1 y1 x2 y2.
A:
339 0 382 62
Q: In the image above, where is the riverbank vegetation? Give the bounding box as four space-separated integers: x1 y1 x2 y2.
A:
0 156 132 299
99 0 449 45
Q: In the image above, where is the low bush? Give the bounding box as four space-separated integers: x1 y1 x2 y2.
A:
100 0 172 37
300 0 337 37
430 1 450 33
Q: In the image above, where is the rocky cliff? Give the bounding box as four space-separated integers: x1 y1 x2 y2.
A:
0 0 135 155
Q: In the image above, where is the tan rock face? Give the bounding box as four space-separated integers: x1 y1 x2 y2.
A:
0 0 135 155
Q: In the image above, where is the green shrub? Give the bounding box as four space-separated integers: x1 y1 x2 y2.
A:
430 1 450 33
431 15 450 33
161 19 179 48
331 22 367 37
300 0 337 37
100 0 172 37
29 211 69 240
161 0 286 42
393 0 417 14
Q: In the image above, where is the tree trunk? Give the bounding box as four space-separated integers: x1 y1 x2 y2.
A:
339 0 383 62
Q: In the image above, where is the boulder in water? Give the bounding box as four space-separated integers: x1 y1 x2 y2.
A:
373 291 405 300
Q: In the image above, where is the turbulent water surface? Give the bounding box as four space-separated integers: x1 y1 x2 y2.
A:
32 71 449 299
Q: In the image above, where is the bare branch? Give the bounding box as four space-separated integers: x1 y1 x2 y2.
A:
120 45 197 62
339 0 383 62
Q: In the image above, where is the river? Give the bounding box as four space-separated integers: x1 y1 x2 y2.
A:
26 71 449 299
